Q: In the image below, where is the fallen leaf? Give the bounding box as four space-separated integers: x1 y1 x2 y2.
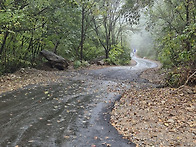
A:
64 136 70 139
44 91 49 94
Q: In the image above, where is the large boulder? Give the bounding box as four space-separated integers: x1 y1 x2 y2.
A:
40 50 68 70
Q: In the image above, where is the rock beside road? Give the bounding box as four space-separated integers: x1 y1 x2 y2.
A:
40 50 69 70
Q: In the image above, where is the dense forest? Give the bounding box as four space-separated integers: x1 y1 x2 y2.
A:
0 0 195 87
0 0 145 74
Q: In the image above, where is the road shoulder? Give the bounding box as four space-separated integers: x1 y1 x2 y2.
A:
110 62 196 146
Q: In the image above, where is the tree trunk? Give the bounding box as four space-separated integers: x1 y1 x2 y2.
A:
186 0 190 26
105 50 109 59
185 0 191 51
53 41 60 54
120 31 123 46
0 31 9 58
80 5 85 62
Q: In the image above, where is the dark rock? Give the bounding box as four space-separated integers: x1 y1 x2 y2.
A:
40 50 68 70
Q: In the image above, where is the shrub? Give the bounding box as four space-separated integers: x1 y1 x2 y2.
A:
106 44 131 65
81 61 90 67
73 60 81 69
73 60 90 69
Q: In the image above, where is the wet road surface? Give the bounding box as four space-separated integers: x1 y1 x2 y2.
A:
84 56 157 82
0 56 157 147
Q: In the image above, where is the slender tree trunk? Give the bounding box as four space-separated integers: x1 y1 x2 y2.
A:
103 16 110 59
105 50 109 59
186 0 190 26
0 31 9 58
120 31 123 46
53 41 60 54
185 0 191 51
80 5 85 62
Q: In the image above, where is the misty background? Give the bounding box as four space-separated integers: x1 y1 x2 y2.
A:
126 12 157 60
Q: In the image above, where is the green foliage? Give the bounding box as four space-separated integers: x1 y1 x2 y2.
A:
0 0 140 75
166 66 195 87
81 61 90 67
83 46 104 61
158 24 196 68
73 60 89 69
106 44 131 65
166 71 181 87
147 0 196 87
0 0 78 75
0 55 31 74
73 60 82 69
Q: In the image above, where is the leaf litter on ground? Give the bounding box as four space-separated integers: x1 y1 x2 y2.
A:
0 68 63 94
110 86 196 146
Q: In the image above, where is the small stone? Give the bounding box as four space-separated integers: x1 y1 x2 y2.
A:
167 119 175 124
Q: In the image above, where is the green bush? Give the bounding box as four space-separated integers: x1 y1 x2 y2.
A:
81 61 90 67
73 60 90 69
166 71 181 87
156 24 196 87
165 66 196 87
0 55 32 75
73 60 81 69
106 44 131 65
83 46 105 61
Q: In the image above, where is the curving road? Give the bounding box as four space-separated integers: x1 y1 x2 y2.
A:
0 56 157 147
84 56 157 82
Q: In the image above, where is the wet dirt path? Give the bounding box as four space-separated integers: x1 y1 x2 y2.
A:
0 56 157 147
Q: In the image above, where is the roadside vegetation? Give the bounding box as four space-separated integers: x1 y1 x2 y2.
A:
0 0 151 75
147 0 196 87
